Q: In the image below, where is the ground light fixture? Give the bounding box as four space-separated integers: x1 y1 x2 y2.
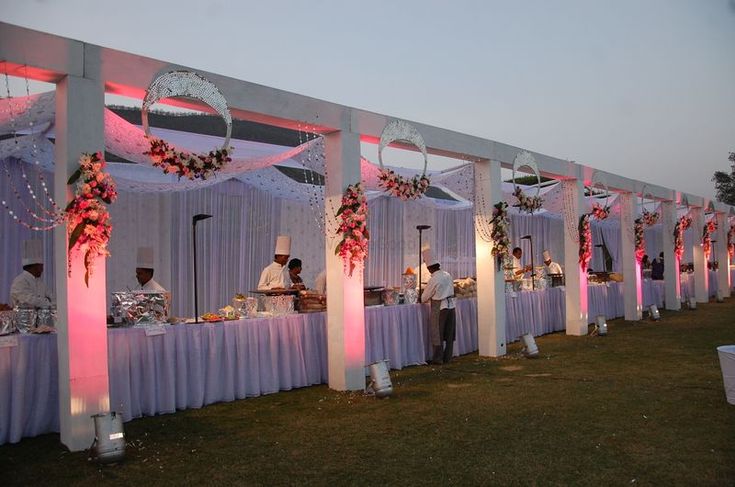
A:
717 289 724 303
648 304 661 321
367 360 393 398
521 333 539 358
688 297 697 310
90 412 125 464
595 315 608 336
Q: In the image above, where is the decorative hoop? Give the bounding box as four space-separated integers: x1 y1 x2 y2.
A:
511 151 541 199
588 170 610 208
378 120 428 174
142 70 232 150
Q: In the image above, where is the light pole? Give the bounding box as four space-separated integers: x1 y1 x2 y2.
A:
417 225 431 296
193 214 212 323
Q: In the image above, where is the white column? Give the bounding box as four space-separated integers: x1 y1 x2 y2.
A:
691 207 708 302
54 74 109 451
661 200 681 310
620 193 642 320
475 160 506 357
715 212 731 298
324 130 365 391
561 179 588 335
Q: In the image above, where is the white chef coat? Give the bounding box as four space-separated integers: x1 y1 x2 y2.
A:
258 261 286 290
421 269 456 310
512 256 526 278
141 278 167 292
314 270 327 295
545 261 563 276
10 270 54 308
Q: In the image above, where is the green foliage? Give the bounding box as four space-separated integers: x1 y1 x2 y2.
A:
712 152 735 205
506 175 554 185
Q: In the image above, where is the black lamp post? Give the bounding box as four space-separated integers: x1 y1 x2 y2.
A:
521 235 534 290
417 225 431 296
193 214 212 323
594 244 605 272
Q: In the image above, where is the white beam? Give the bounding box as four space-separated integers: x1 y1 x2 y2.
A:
691 207 708 302
620 193 642 321
661 201 681 310
475 160 506 356
54 74 109 451
324 130 365 391
562 180 588 334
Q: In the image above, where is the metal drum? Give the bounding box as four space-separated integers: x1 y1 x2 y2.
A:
14 307 37 333
367 360 393 398
0 310 16 335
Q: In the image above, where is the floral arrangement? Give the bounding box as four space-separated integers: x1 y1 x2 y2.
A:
673 215 692 260
578 214 592 271
512 187 543 214
702 220 718 259
728 223 735 259
641 209 659 226
145 136 232 181
489 201 511 261
377 168 430 200
335 183 369 276
634 218 645 263
590 203 610 221
65 152 118 286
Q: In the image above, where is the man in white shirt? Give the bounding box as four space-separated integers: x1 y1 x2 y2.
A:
135 247 167 292
512 247 531 279
420 248 456 365
257 235 290 290
10 240 54 308
543 250 563 276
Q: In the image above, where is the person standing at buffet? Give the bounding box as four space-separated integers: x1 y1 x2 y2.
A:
420 247 456 365
287 258 306 290
512 247 532 279
542 250 563 276
10 239 54 308
314 269 327 295
135 246 166 292
257 235 290 290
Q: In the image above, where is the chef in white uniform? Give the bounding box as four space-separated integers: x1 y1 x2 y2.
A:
135 246 167 292
420 247 456 365
257 235 290 290
543 250 563 276
10 239 54 308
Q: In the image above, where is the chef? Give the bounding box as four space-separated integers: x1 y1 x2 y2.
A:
257 235 290 290
10 239 54 308
420 247 456 365
543 250 563 276
135 246 167 292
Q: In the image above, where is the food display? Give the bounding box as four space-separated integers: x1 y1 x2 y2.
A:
218 305 240 320
111 291 169 326
201 312 224 322
382 288 400 306
453 277 476 298
298 291 326 313
364 287 384 306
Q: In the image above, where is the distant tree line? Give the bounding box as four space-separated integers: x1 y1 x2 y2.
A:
712 152 735 205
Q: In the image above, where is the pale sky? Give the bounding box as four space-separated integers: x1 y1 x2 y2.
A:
2 0 734 200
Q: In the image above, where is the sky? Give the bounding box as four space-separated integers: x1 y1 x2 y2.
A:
2 0 734 201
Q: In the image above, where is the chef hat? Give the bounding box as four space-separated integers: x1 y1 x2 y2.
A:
136 247 155 269
422 246 440 267
274 235 291 255
21 239 44 266
542 250 552 262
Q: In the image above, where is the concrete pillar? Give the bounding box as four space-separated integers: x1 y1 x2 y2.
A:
620 193 642 320
324 130 365 391
54 74 109 451
561 179 588 335
475 160 506 357
715 212 731 298
661 200 681 310
691 207 708 302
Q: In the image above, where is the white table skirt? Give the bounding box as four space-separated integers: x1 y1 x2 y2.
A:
0 334 59 445
505 287 566 343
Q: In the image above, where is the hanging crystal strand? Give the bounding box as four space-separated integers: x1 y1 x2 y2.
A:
471 161 495 242
297 122 326 232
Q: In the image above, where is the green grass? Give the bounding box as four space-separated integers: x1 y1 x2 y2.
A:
3 299 735 486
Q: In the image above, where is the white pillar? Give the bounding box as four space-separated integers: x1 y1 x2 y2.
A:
324 130 365 391
715 212 731 298
475 160 506 357
561 179 588 335
620 193 642 320
691 207 708 302
54 74 109 451
661 200 681 310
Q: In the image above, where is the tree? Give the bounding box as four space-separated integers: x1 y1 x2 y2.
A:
712 152 735 205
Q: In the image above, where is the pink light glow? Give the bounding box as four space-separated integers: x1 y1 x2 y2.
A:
342 275 365 364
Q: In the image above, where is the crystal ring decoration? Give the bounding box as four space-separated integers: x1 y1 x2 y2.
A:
142 71 232 150
589 170 610 207
376 120 430 200
511 150 543 213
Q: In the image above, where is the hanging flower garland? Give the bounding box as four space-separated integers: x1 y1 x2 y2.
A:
578 214 592 271
590 203 610 221
512 187 544 214
377 169 430 200
65 152 117 286
634 217 645 263
145 137 232 181
702 220 717 259
641 208 659 226
335 183 369 277
728 223 735 259
673 215 692 260
489 201 511 263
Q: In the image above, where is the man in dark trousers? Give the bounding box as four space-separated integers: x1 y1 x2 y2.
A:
420 247 456 364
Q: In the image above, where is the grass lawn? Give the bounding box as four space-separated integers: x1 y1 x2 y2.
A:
3 299 735 486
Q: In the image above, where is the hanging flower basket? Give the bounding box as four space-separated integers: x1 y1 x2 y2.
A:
335 183 369 276
512 187 543 214
579 214 592 271
377 120 431 200
673 215 692 260
641 209 659 226
702 220 717 259
634 218 645 263
489 201 511 263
